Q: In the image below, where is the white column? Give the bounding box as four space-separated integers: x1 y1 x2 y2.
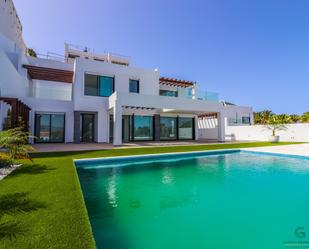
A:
217 112 226 142
194 116 199 140
65 110 74 143
113 103 122 146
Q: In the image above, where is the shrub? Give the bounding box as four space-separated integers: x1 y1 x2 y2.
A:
0 127 34 160
0 153 13 168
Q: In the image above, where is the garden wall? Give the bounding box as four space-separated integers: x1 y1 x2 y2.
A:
225 123 309 142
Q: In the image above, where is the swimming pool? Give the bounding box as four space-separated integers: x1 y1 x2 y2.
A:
75 150 309 249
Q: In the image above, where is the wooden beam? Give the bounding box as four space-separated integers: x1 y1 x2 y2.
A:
23 65 74 83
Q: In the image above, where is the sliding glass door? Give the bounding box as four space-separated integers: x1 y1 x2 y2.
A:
35 113 65 143
178 117 194 139
133 116 153 141
80 114 95 142
160 117 177 140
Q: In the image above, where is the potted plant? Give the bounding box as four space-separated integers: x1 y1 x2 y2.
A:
265 114 290 142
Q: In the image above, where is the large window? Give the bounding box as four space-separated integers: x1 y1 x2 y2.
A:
160 117 177 140
84 74 98 96
133 116 153 141
35 113 65 143
84 73 114 97
99 76 114 97
178 117 194 139
129 79 139 93
159 89 178 97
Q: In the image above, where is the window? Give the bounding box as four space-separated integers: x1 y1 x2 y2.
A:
160 117 177 140
35 113 65 143
133 116 153 141
129 79 139 93
178 117 194 139
159 89 178 97
99 76 114 97
242 116 250 124
84 74 98 96
84 73 114 97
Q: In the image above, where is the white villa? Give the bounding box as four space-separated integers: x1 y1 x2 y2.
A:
0 0 253 146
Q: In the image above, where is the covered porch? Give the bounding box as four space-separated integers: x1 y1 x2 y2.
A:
109 92 226 146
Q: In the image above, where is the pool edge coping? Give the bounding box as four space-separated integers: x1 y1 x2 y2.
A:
241 149 309 160
73 148 241 163
74 147 309 165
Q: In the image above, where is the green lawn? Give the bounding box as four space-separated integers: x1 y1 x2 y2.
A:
0 142 301 248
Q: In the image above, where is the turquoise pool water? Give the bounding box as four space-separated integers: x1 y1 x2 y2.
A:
75 151 309 249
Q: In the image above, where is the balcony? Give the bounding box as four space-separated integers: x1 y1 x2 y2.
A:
228 117 251 126
195 91 219 102
27 86 72 101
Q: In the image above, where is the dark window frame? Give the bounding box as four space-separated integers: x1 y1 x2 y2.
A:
129 79 140 93
178 117 195 140
34 113 65 143
132 115 154 142
84 73 115 97
159 116 178 141
80 113 95 143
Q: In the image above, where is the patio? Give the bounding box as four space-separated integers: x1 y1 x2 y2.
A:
32 139 240 152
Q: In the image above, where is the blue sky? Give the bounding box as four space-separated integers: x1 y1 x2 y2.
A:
14 0 309 114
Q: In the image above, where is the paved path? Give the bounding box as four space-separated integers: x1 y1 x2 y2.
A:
244 143 309 157
32 140 225 152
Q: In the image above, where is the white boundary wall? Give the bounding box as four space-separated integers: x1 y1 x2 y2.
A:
198 117 219 139
225 124 309 142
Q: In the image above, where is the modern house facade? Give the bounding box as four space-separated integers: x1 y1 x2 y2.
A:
0 0 253 146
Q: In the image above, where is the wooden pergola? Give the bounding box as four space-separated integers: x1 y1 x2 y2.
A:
0 97 31 130
159 77 195 88
23 65 74 83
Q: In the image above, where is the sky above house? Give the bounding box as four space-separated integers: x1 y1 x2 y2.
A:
14 0 309 114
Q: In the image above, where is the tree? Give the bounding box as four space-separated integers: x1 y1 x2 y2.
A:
265 114 289 137
27 48 37 57
0 127 34 160
289 114 300 123
254 110 273 125
301 112 309 123
276 114 291 124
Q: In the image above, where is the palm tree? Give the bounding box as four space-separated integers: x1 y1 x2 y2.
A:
301 112 309 123
265 114 289 137
276 114 291 124
289 114 300 123
0 127 34 160
254 110 273 125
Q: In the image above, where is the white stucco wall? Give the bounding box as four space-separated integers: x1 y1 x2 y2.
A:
0 47 27 98
72 58 160 143
73 58 160 109
24 98 74 143
198 117 219 139
225 124 309 142
0 0 26 52
223 105 253 124
26 56 73 71
197 105 253 140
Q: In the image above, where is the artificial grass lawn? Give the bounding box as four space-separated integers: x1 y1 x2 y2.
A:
0 142 301 248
